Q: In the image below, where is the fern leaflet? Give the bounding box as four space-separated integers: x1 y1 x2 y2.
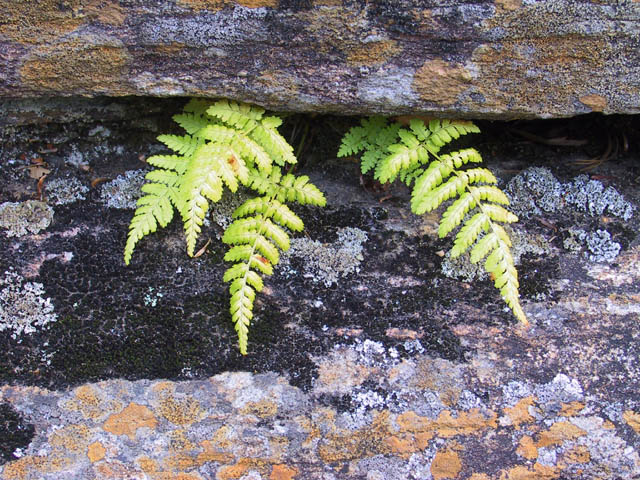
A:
125 99 326 354
340 117 527 325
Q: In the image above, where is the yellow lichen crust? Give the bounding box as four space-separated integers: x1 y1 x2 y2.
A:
102 402 158 440
20 39 130 94
177 0 277 11
345 40 400 67
413 59 473 105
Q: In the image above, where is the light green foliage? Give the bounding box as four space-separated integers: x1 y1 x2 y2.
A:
339 117 527 324
125 99 326 354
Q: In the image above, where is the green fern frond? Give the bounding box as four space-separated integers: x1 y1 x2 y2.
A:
124 170 181 265
172 113 209 135
249 117 297 166
146 154 190 174
157 134 203 156
337 126 368 157
340 117 527 325
125 98 326 354
247 167 326 207
207 99 264 130
223 194 303 354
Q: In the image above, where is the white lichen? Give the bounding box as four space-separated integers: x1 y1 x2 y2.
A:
0 200 54 237
99 169 147 209
45 177 89 205
0 269 57 339
280 227 368 287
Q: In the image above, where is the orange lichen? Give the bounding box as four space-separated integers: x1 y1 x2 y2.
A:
317 411 394 462
103 402 158 440
469 23 621 114
560 445 591 465
623 410 640 434
49 424 93 453
499 463 559 480
240 400 278 418
177 0 277 11
495 0 522 10
315 353 373 394
196 440 236 465
502 396 536 427
516 435 537 460
579 94 608 112
2 456 50 480
270 464 298 480
536 421 587 448
345 40 400 67
82 0 126 26
64 385 122 421
216 458 271 480
411 358 465 405
0 0 83 43
87 442 107 463
157 394 203 426
383 434 417 457
559 401 585 417
413 59 473 106
431 448 462 480
20 40 130 94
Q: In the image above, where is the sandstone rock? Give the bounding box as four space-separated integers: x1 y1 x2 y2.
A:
1 1 639 120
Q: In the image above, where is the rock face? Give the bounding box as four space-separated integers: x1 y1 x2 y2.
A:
1 0 640 119
0 112 640 478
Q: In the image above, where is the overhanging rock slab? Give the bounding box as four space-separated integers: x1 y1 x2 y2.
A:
1 0 640 119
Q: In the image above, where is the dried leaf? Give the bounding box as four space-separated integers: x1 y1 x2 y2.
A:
91 177 110 188
28 165 51 179
36 175 47 200
193 238 212 258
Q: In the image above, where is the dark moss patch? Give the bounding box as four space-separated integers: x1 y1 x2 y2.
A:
0 403 34 465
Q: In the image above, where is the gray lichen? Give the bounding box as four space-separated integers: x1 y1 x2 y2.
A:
504 167 564 218
280 227 368 287
441 228 551 281
564 174 635 220
505 167 634 221
0 269 57 339
99 169 146 209
564 228 621 262
45 177 89 205
0 200 54 237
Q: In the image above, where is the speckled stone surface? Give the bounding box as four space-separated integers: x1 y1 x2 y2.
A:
1 1 640 119
0 114 640 479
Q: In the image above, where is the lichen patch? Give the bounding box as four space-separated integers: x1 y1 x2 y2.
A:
0 201 53 237
102 403 158 440
413 59 473 105
345 40 400 67
20 39 130 94
431 448 462 480
0 269 57 339
177 0 277 11
623 410 640 434
579 94 608 112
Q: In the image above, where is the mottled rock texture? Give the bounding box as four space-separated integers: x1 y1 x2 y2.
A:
0 110 639 478
1 0 640 119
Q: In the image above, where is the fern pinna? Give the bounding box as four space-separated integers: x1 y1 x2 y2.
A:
339 117 527 324
124 99 325 354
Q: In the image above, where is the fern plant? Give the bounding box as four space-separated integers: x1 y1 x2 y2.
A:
339 117 527 324
124 99 326 354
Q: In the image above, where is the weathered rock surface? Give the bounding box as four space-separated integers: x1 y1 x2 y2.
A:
0 112 640 478
1 1 640 119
